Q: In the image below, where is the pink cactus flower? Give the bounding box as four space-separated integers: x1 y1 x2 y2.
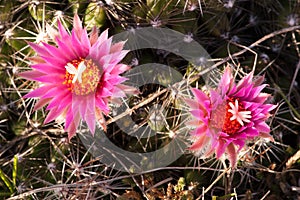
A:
20 15 136 139
186 67 277 167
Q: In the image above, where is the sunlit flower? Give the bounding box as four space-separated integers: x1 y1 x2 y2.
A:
20 15 136 139
186 67 277 167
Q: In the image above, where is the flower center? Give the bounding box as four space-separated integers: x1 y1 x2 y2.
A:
210 98 251 135
63 59 100 95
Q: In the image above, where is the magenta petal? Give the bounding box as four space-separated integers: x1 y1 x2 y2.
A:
234 132 247 139
34 98 51 110
73 14 83 38
256 122 270 133
57 20 69 39
115 84 139 95
85 111 96 135
190 109 205 118
41 55 66 68
190 134 207 151
86 94 95 113
98 87 113 97
28 56 46 64
24 85 53 98
262 104 277 113
95 96 109 114
93 37 112 62
194 124 208 135
110 86 126 98
248 84 267 99
67 122 77 140
47 91 71 109
244 127 259 137
108 76 127 85
254 93 270 103
85 97 96 135
74 95 90 121
109 50 130 66
216 139 228 158
101 71 112 81
112 85 135 98
44 107 64 124
43 88 61 101
186 119 200 127
19 71 45 81
110 41 126 53
66 112 81 140
103 63 118 74
29 42 51 57
110 64 130 75
102 80 113 91
253 75 265 86
65 106 76 129
56 38 77 59
79 99 87 121
42 86 67 98
233 139 245 150
81 29 91 49
218 131 229 137
226 143 237 168
57 95 72 112
98 29 109 44
192 88 209 102
243 101 260 110
34 74 64 84
90 27 99 46
185 98 200 110
42 42 71 62
218 67 233 95
31 63 64 74
236 71 253 91
71 30 87 57
260 132 274 141
234 87 247 98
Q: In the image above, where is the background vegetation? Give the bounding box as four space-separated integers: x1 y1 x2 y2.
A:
0 0 299 199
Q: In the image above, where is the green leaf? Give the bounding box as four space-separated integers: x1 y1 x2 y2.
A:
68 0 88 14
12 154 18 187
84 2 106 30
0 192 12 197
0 168 14 193
275 84 300 120
28 1 52 21
5 28 32 53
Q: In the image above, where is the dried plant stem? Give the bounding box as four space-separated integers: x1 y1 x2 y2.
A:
224 169 235 200
260 190 271 200
196 168 230 200
0 128 36 157
106 88 168 125
200 25 300 76
285 149 300 169
288 60 300 98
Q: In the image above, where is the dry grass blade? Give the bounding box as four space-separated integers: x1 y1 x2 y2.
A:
285 149 300 169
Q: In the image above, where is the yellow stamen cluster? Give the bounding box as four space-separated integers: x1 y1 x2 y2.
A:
63 59 101 96
210 98 251 135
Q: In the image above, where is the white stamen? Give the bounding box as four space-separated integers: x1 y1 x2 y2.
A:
65 61 86 83
228 99 251 126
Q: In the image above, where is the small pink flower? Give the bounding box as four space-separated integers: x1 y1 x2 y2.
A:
186 67 277 167
20 15 137 139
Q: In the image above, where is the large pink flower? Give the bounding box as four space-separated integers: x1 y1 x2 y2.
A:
20 15 136 139
186 67 277 167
